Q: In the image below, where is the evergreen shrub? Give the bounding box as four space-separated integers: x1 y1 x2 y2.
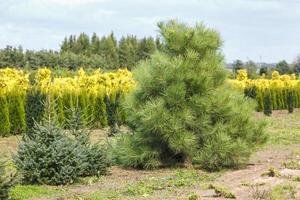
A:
14 105 109 185
114 20 267 171
287 90 294 113
0 161 16 200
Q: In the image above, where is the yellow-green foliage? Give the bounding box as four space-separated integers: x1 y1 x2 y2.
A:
0 68 135 136
209 184 236 199
229 69 300 111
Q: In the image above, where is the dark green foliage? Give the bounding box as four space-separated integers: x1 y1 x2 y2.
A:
275 60 290 75
104 93 125 134
99 33 120 70
78 140 110 177
78 92 89 124
14 120 86 185
0 161 16 200
66 107 110 177
232 59 244 74
104 95 119 135
55 96 65 126
8 94 26 135
118 36 138 70
245 60 257 79
244 87 256 99
114 20 267 171
15 105 109 185
0 32 160 70
263 91 272 116
137 37 156 61
93 96 108 128
0 96 10 137
287 90 294 113
25 90 46 133
0 46 24 68
292 57 300 75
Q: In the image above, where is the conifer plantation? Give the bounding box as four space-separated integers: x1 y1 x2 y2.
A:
114 20 267 171
2 14 300 199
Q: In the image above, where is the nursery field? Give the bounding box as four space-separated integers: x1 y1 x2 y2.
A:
1 110 300 200
1 21 300 200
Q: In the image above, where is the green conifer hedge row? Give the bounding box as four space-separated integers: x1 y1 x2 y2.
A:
0 91 124 137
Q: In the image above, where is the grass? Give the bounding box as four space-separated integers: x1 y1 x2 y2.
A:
208 184 236 199
81 169 219 199
10 185 65 200
283 160 300 170
269 183 297 200
261 166 281 177
265 112 300 145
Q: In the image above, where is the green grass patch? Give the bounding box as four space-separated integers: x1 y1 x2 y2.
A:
124 169 218 196
293 176 300 182
269 183 297 200
82 169 219 199
81 190 120 200
208 184 236 199
10 185 64 200
265 114 300 146
261 166 281 177
283 160 300 170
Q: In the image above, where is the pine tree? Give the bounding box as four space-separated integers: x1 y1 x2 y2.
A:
60 37 70 52
91 33 101 55
15 99 110 185
74 33 90 55
275 60 290 75
66 107 110 177
100 33 119 69
0 161 16 200
114 20 267 171
14 115 86 185
155 37 163 51
137 37 156 61
68 35 76 53
118 36 130 68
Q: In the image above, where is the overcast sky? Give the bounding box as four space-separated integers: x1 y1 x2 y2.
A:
0 0 299 63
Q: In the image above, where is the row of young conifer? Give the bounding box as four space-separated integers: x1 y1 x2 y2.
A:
230 70 298 115
0 92 125 136
0 68 134 136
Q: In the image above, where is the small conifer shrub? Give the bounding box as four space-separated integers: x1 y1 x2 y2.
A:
14 102 109 185
287 90 294 113
263 91 272 116
0 161 16 200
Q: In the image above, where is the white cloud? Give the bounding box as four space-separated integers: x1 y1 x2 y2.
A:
1 0 300 62
43 0 108 5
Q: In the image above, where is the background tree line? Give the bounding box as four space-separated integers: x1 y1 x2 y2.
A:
232 57 300 79
0 32 161 71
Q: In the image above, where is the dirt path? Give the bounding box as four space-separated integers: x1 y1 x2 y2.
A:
211 144 300 200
